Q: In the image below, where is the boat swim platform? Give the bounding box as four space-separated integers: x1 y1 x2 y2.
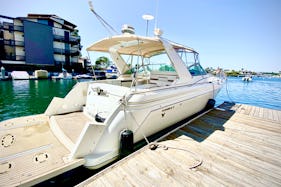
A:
77 102 281 186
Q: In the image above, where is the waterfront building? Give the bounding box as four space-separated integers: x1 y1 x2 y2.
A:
0 14 83 72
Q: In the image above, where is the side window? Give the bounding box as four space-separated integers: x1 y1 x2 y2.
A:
177 49 196 67
189 63 207 76
176 49 207 76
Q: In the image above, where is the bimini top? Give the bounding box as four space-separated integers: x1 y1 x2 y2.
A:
86 34 197 58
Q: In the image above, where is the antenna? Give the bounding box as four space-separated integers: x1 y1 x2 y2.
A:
154 0 159 30
142 14 154 36
88 1 119 35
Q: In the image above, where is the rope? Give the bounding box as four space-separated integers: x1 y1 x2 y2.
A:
140 109 212 170
126 105 204 170
88 1 119 36
148 142 203 169
225 78 235 103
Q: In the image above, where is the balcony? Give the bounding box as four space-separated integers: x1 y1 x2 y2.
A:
53 34 80 45
3 39 24 46
53 48 65 54
15 41 24 46
53 34 65 41
16 55 25 61
3 54 25 61
53 48 80 56
70 47 80 56
13 25 24 32
1 24 24 32
69 36 80 43
71 51 80 56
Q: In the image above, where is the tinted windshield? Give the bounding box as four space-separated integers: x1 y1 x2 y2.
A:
121 48 206 76
122 51 175 73
188 63 207 76
176 49 206 76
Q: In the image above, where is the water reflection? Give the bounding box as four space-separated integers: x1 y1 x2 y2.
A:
0 79 78 121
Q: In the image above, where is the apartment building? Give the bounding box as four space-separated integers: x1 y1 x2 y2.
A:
0 14 82 72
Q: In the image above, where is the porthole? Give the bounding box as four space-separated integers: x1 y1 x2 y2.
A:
34 153 49 163
1 134 15 147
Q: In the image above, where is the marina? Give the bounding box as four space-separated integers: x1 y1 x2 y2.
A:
77 102 281 186
1 2 280 185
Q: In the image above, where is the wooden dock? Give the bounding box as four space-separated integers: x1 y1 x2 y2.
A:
77 103 281 187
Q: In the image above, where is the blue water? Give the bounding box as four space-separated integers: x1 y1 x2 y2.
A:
0 77 281 122
215 77 281 110
0 79 77 122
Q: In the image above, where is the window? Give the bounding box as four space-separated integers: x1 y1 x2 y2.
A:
176 49 199 67
147 52 175 72
188 63 207 76
176 49 206 76
120 51 176 74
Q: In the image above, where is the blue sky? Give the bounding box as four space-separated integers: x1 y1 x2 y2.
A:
1 0 281 72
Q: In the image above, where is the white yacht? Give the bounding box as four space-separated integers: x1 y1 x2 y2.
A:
52 69 73 80
242 75 252 82
0 28 224 186
11 71 30 80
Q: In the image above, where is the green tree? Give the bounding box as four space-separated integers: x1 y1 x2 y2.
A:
226 70 240 77
95 56 110 70
72 29 79 37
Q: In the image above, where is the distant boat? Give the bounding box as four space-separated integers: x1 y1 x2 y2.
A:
74 74 93 79
58 72 72 79
34 70 48 79
242 75 252 82
52 69 73 80
105 65 118 79
11 71 30 80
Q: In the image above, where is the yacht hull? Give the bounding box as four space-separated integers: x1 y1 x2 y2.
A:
81 81 220 168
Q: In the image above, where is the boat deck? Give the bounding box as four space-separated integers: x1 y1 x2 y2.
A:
50 112 93 150
0 115 85 187
77 103 281 186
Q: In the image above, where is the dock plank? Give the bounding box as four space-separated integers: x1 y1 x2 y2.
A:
176 126 281 185
272 109 280 121
163 136 264 186
141 147 201 186
77 104 281 187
